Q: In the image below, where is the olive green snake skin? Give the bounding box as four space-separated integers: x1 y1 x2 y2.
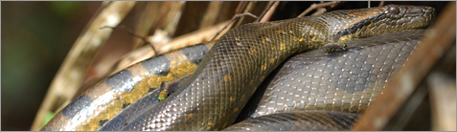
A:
118 5 434 131
226 30 426 131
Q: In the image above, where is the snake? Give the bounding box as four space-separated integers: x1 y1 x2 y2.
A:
41 43 213 131
98 74 192 130
226 30 426 131
119 5 434 131
101 30 426 131
41 5 434 131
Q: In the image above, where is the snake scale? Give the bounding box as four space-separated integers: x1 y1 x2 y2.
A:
41 5 434 131
224 111 360 131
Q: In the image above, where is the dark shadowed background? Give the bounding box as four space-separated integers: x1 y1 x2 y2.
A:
1 2 105 130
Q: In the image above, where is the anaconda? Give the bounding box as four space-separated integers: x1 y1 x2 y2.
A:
41 43 212 131
239 30 426 119
121 5 434 131
99 75 192 130
227 30 426 131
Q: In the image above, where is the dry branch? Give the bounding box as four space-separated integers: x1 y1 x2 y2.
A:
110 20 231 77
132 1 162 49
297 1 341 17
200 1 225 29
427 72 456 131
154 20 230 55
258 1 280 22
379 1 385 7
31 1 136 131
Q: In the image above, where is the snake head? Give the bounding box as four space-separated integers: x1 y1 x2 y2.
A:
382 5 436 29
329 5 435 43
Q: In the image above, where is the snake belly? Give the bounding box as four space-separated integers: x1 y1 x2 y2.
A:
41 43 212 131
228 30 425 131
121 5 434 131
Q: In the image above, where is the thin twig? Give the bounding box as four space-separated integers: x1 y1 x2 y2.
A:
256 1 279 22
100 25 148 43
297 1 341 17
131 1 161 50
210 12 258 41
199 1 225 29
311 7 327 16
378 1 385 7
30 1 136 131
427 72 456 131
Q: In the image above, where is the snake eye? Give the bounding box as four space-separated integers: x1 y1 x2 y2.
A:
389 7 400 14
384 6 405 19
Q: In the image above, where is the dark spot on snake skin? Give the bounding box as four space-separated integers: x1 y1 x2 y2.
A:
239 24 259 32
99 119 109 126
148 87 156 93
256 34 266 40
214 69 229 83
326 50 347 58
245 45 252 53
105 70 133 88
141 55 171 74
217 40 236 53
158 69 170 76
182 44 210 64
61 94 91 117
333 13 386 42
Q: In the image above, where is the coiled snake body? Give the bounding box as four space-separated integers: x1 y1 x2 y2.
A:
225 30 426 131
121 5 434 131
41 5 434 131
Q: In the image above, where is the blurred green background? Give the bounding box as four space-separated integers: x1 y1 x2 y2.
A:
2 1 102 130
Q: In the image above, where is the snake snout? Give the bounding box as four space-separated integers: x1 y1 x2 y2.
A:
404 6 435 27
